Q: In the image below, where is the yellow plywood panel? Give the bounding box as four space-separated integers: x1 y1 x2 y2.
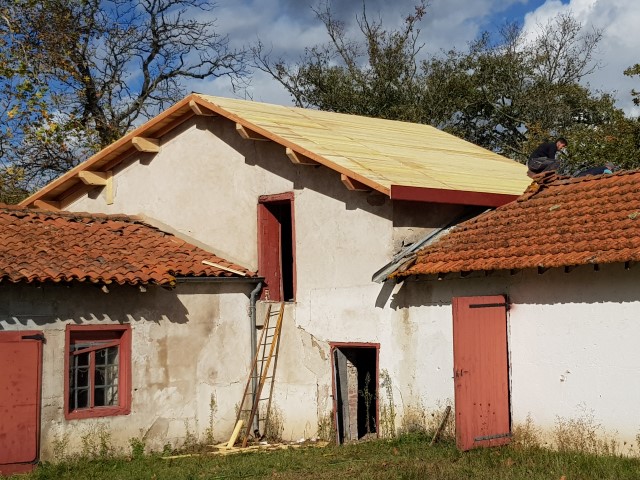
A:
197 94 531 196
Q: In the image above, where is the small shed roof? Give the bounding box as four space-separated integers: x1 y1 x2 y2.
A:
394 170 640 278
20 94 530 210
0 204 255 286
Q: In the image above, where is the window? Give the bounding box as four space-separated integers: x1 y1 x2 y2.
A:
258 192 296 301
64 324 131 420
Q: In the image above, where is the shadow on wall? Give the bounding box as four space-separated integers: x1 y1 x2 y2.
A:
382 263 640 310
203 118 393 218
0 281 249 329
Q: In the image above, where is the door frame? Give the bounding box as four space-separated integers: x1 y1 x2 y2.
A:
329 342 380 444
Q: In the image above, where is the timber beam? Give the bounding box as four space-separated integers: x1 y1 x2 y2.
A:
236 123 269 141
286 148 319 166
189 100 216 116
341 174 371 191
131 136 161 153
78 170 114 205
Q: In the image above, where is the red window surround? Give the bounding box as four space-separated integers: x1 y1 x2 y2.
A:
64 324 131 420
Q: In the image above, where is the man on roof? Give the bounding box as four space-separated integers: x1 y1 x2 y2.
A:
527 137 568 176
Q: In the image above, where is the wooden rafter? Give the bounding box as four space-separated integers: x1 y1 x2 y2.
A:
285 147 319 166
189 99 216 116
131 136 161 153
78 171 114 205
341 174 371 191
236 123 269 141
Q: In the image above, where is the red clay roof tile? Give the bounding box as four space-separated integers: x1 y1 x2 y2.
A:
0 204 255 285
396 170 640 278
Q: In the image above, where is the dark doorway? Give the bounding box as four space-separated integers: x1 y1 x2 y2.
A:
332 344 378 444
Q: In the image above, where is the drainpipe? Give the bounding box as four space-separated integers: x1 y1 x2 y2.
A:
249 281 263 431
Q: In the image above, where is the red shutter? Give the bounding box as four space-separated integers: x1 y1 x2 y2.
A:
258 203 282 301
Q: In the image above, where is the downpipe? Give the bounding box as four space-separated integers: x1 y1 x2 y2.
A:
249 281 263 432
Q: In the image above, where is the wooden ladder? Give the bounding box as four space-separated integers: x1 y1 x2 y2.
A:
234 302 285 447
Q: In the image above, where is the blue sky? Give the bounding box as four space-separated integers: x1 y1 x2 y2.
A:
196 0 639 115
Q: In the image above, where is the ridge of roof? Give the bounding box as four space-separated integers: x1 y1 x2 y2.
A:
0 205 256 285
20 93 530 209
393 169 640 278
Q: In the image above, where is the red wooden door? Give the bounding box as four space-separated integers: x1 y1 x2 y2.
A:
258 203 282 301
452 296 510 451
0 331 43 474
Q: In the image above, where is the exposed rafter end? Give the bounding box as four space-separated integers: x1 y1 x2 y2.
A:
593 264 600 272
437 272 447 281
131 136 161 153
460 271 472 278
564 265 577 274
236 123 269 141
189 99 216 116
537 266 549 275
341 174 371 191
510 269 519 276
484 270 494 277
286 147 319 166
34 199 61 211
78 170 114 205
625 261 633 270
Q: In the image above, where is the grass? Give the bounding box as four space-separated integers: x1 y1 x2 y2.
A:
22 433 640 480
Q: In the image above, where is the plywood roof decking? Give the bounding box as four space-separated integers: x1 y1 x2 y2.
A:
20 93 530 208
195 95 530 196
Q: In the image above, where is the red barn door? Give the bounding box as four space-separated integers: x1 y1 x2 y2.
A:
452 296 510 451
0 331 43 474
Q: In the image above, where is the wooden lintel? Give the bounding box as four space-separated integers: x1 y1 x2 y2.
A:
34 199 61 211
236 123 269 141
78 170 114 205
189 100 216 116
341 174 371 191
131 136 161 153
286 147 319 166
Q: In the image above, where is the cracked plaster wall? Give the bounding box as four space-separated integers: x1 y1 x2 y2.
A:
0 282 252 459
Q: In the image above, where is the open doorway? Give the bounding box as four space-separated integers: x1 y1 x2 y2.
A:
331 343 379 444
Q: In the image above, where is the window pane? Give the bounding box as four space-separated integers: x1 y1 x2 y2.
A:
93 347 119 407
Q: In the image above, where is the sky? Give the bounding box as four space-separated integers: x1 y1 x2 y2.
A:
196 0 640 116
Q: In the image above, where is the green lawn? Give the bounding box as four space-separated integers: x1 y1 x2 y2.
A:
22 434 640 480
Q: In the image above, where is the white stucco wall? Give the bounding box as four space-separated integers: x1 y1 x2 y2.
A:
396 263 640 449
64 115 464 442
0 282 253 459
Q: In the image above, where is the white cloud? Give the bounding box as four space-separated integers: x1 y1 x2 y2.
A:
522 0 640 115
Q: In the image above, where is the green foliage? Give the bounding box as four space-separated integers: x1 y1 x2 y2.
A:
0 0 249 199
624 64 640 106
128 436 146 459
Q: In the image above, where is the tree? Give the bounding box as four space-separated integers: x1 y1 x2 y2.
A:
256 5 639 170
624 63 640 106
0 0 249 201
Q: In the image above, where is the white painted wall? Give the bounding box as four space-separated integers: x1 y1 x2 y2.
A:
0 282 253 458
397 263 640 450
66 115 462 443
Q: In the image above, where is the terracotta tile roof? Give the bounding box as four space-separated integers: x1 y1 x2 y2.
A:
0 204 255 286
395 170 640 278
